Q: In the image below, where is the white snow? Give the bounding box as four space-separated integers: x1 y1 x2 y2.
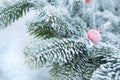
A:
0 10 50 80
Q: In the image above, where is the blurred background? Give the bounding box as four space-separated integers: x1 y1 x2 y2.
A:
0 10 50 80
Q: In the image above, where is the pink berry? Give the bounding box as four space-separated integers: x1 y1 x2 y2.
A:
87 29 101 43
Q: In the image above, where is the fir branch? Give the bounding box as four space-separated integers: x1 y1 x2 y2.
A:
0 0 33 28
102 32 120 48
28 21 56 38
24 38 88 69
27 16 86 38
87 43 120 75
68 0 84 17
89 43 119 59
27 17 82 38
27 3 86 38
91 57 120 80
49 55 101 80
49 44 118 80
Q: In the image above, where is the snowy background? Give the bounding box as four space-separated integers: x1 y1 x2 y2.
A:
0 11 50 80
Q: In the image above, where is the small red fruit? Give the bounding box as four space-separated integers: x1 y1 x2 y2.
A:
85 0 92 3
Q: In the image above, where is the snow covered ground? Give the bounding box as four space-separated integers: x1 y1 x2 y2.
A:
0 11 50 80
